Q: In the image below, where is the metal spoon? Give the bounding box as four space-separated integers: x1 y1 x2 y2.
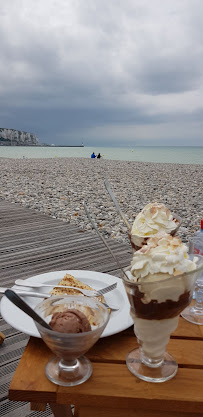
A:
4 289 52 330
83 202 130 281
104 179 131 231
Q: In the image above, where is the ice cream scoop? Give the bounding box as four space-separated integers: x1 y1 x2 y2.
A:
49 309 91 333
130 202 180 250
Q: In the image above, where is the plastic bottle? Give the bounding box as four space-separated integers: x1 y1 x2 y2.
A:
192 219 203 301
193 219 203 256
182 221 203 323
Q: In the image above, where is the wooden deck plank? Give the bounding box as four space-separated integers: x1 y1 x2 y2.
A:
8 336 203 413
9 349 203 414
87 334 203 366
0 199 131 417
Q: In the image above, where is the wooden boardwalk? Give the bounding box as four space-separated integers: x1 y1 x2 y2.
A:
0 199 132 417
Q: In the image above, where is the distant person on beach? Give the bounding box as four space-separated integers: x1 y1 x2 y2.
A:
91 152 96 158
97 153 102 159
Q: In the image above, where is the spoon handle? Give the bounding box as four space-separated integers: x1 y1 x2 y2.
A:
4 289 52 330
83 202 129 281
104 179 131 231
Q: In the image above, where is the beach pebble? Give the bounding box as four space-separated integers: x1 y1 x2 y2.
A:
0 157 202 245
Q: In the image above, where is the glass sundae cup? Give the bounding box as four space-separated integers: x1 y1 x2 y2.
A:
35 296 109 386
181 238 203 325
122 255 203 383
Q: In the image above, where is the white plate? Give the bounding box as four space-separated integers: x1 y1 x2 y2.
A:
0 270 133 338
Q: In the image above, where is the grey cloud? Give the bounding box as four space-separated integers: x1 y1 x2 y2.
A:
0 0 203 145
135 59 202 94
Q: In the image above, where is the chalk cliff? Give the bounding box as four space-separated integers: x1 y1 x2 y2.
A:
0 128 39 146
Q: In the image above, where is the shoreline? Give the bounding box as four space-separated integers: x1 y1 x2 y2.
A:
0 155 203 166
0 146 203 165
0 157 202 244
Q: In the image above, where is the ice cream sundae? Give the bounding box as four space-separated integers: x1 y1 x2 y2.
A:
130 202 180 250
35 296 109 386
123 232 203 382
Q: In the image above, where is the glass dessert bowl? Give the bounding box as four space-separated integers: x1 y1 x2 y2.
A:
122 234 203 383
35 295 109 386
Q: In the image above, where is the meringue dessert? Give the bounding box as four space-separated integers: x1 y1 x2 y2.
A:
50 273 105 303
130 202 180 250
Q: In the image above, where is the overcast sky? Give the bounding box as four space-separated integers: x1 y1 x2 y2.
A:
0 0 203 146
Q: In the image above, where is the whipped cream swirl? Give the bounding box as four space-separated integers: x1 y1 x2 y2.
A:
131 202 178 248
131 233 197 282
129 233 198 304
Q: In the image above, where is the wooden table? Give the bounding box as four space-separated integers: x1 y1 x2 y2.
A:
9 316 203 417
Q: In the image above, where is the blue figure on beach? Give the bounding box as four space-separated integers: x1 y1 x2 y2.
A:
91 152 96 158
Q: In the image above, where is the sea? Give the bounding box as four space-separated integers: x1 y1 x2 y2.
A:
0 146 203 165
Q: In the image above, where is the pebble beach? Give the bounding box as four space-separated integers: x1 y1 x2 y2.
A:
0 157 202 245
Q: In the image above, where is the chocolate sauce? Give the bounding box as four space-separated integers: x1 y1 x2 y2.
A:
128 286 191 320
128 232 148 251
